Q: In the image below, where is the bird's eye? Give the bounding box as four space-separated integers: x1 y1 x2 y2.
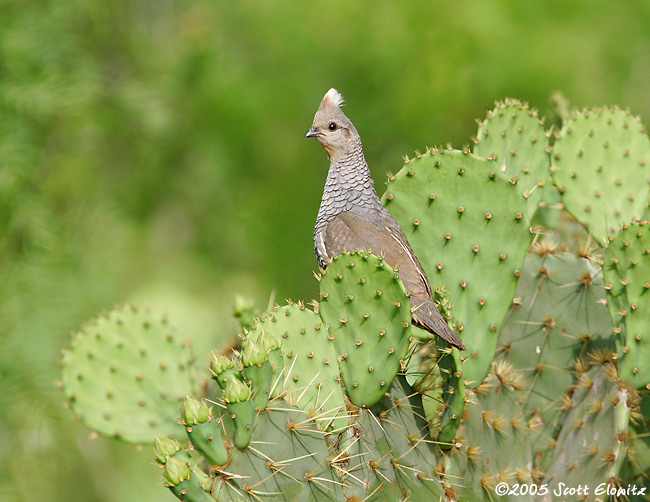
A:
328 122 337 131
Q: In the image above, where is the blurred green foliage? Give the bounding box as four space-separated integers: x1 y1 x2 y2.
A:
1 1 649 501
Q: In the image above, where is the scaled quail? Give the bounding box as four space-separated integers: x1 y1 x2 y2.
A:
305 88 466 351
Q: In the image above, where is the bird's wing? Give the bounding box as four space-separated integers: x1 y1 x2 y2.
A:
321 210 465 350
321 209 431 298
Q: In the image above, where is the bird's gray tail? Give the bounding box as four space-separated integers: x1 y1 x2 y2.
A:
411 297 466 351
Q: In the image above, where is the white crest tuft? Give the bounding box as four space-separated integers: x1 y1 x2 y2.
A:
323 88 344 107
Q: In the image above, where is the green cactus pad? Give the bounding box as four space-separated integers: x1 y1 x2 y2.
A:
213 399 343 502
410 289 458 443
242 360 273 412
436 348 466 448
164 457 212 502
497 251 614 449
189 379 448 501
61 305 196 443
318 250 412 408
473 98 551 217
550 108 650 244
185 419 228 466
246 302 347 431
603 221 650 388
226 399 256 450
240 337 273 411
543 364 632 490
169 476 212 502
381 149 530 387
224 379 256 450
620 392 650 489
341 375 445 500
442 361 534 501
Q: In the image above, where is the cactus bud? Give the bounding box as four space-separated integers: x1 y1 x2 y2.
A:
180 396 210 425
153 437 181 465
258 329 281 352
224 377 252 404
240 339 267 367
209 352 236 378
162 456 191 487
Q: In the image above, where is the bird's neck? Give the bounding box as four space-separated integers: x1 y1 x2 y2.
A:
316 139 382 230
327 140 377 196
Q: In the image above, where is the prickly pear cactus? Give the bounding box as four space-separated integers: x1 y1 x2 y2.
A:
603 220 650 389
215 399 343 501
441 360 534 501
157 361 447 501
543 363 633 490
61 305 197 442
162 455 212 502
621 392 650 496
381 148 531 387
60 97 650 502
318 250 412 408
497 248 614 452
240 338 273 411
336 375 444 500
244 302 348 431
180 396 229 466
550 108 650 245
436 344 466 447
473 98 551 217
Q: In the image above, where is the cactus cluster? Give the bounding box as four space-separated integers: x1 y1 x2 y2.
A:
61 97 650 501
244 302 348 431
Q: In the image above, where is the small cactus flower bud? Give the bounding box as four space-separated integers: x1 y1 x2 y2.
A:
180 396 210 425
224 377 252 404
240 339 267 367
162 456 191 487
257 328 281 352
209 352 236 377
153 437 181 465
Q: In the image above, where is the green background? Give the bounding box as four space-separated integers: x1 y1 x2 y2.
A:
1 1 649 500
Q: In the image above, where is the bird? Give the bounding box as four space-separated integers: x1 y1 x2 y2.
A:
304 88 465 351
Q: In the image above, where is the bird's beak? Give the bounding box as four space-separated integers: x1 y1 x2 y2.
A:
304 126 321 138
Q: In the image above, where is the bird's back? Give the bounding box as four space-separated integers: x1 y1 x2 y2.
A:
315 206 431 300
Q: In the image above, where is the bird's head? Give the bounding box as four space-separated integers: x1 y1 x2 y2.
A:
305 88 358 161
